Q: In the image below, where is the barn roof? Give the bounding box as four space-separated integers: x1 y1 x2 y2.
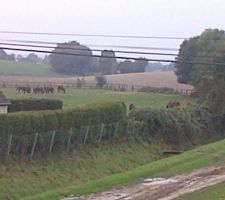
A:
0 91 11 106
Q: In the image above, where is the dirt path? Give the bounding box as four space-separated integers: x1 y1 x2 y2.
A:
62 166 225 200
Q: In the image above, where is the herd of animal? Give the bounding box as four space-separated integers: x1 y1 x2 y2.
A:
16 85 66 94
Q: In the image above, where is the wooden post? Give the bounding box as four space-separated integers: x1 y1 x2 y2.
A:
83 126 90 145
125 121 130 137
98 123 104 142
49 131 56 153
30 133 38 159
7 134 13 156
66 128 72 153
113 122 119 138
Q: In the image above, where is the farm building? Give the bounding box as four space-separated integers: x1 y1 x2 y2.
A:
0 91 11 114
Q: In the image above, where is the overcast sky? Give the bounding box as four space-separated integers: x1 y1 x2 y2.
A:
0 0 225 59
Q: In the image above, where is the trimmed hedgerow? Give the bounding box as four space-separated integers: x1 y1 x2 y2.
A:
0 101 126 137
8 99 63 112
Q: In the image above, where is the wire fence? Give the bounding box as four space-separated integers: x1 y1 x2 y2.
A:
0 120 135 160
0 81 194 96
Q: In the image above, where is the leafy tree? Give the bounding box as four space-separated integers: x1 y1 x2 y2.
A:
50 41 93 75
118 58 148 73
175 29 225 85
95 74 107 88
175 29 225 113
25 53 41 63
99 50 117 74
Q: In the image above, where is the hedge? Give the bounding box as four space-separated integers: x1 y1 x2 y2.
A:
0 101 126 137
128 104 223 149
8 99 63 112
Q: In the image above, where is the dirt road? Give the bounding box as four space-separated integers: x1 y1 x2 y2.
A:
63 166 225 200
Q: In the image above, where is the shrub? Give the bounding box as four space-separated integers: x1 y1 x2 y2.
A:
8 99 63 112
0 101 126 155
138 86 177 94
95 75 107 88
2 101 126 136
128 105 220 148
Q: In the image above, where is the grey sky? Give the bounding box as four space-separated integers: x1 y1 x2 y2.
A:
0 0 225 59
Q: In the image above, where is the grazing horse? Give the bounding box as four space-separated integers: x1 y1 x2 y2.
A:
16 86 31 94
33 86 45 95
166 100 181 109
57 85 65 93
44 86 54 94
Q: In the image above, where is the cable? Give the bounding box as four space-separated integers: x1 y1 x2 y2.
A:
0 38 179 51
0 42 178 57
0 30 224 42
0 30 188 40
1 46 225 66
0 41 223 59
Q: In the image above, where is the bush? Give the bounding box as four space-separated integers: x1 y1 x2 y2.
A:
95 75 107 88
138 86 177 94
128 105 221 148
0 101 126 155
0 101 126 137
8 99 63 112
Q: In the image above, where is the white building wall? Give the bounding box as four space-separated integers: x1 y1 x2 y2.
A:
0 106 8 114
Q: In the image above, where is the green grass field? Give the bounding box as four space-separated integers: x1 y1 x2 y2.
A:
175 182 225 200
0 141 163 200
1 87 194 109
0 60 58 76
25 138 225 200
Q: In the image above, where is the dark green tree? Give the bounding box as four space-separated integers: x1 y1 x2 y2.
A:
99 50 117 74
175 29 225 113
50 41 93 75
175 29 225 85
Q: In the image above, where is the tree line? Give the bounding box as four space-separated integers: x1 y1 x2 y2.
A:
175 28 225 114
49 41 149 75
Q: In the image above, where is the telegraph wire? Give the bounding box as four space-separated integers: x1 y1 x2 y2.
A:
1 46 225 67
0 41 223 59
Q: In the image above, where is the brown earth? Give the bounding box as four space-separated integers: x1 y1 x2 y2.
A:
0 71 193 90
63 166 225 200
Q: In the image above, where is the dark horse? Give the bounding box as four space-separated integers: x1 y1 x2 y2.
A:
16 86 31 94
57 85 66 93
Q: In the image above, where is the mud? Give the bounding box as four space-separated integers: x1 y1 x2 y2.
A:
62 167 225 200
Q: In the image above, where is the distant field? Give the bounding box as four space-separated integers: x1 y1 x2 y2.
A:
0 88 194 109
0 60 58 76
0 71 193 90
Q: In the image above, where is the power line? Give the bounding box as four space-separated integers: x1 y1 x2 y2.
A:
0 30 224 42
0 42 178 57
0 41 223 60
0 30 188 40
1 46 225 66
0 38 179 51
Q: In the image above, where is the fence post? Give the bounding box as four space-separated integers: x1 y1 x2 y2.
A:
30 132 39 159
113 122 119 138
7 134 13 156
125 121 130 137
49 131 56 153
67 128 72 153
83 126 90 145
98 123 104 142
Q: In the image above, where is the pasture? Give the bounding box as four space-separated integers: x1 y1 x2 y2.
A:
1 87 194 109
0 60 58 76
0 71 193 90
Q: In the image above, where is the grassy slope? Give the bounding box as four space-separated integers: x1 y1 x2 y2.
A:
0 60 57 76
0 141 162 200
1 88 194 109
25 138 225 200
175 182 225 200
